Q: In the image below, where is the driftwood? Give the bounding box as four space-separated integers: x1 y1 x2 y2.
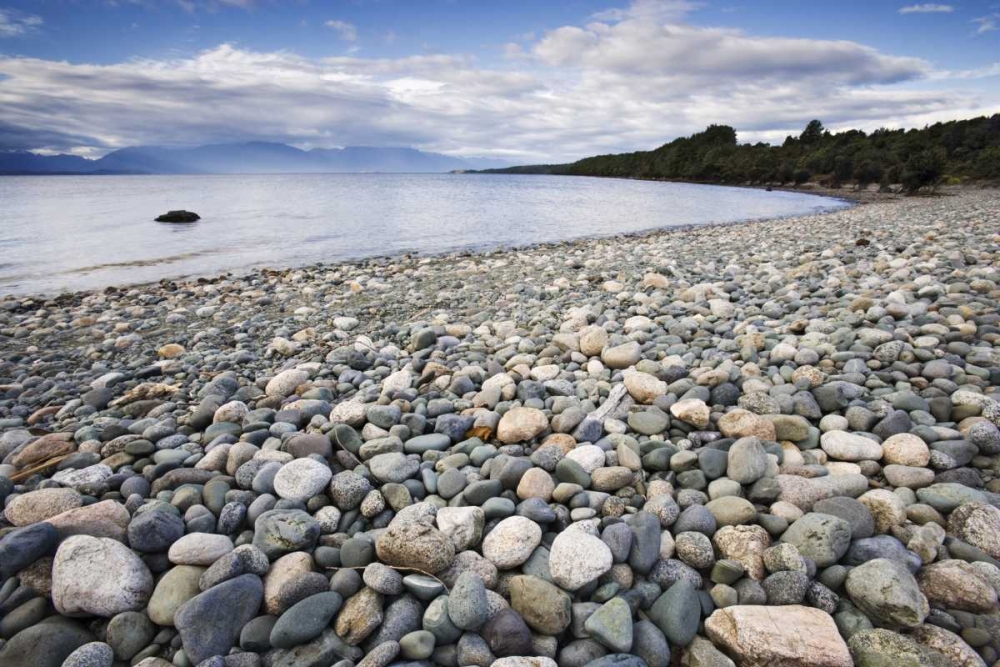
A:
9 453 72 483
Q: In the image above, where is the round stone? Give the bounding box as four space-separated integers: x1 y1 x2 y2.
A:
482 516 542 569
272 458 333 502
497 407 549 444
881 433 930 467
52 535 154 617
375 522 456 574
167 533 234 566
549 529 614 591
820 431 882 462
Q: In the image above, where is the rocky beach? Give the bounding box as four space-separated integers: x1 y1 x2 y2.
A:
0 188 999 667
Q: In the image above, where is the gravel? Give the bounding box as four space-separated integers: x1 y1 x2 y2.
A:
0 191 999 666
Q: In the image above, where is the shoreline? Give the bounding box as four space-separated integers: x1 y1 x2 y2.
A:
1 180 859 306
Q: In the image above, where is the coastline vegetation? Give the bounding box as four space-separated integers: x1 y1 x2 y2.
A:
480 114 1000 193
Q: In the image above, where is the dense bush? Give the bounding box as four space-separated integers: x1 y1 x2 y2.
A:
485 115 1000 193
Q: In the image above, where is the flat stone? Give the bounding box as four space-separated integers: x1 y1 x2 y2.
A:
147 565 205 626
44 500 129 543
0 522 58 578
447 571 489 630
368 452 420 483
335 587 384 645
174 573 263 664
5 487 82 526
820 431 883 462
916 559 998 613
168 533 234 565
0 617 94 667
705 605 852 667
269 591 343 649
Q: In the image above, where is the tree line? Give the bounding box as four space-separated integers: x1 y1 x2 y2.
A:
481 115 1000 193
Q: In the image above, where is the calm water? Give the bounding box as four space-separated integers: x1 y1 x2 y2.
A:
0 174 849 295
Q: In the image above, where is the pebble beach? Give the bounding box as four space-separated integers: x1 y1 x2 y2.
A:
0 188 999 667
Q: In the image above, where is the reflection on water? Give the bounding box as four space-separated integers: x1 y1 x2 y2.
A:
0 173 849 295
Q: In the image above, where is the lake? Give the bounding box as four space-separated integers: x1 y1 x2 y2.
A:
0 174 850 295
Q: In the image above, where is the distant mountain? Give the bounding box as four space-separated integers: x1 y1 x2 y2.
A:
0 150 95 174
0 142 511 175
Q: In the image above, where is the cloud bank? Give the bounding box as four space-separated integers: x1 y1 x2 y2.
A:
898 4 954 14
0 1 996 161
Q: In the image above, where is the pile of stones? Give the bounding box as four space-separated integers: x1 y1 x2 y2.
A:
0 191 998 667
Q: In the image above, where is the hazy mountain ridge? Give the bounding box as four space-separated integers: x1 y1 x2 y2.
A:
0 142 510 174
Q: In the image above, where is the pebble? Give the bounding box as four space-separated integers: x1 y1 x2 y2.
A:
269 591 343 649
845 558 929 629
272 457 334 502
52 535 154 617
174 574 264 664
482 516 542 568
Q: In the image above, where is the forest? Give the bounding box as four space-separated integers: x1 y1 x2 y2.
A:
482 115 1000 192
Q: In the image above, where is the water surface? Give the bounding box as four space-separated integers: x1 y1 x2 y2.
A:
0 173 849 295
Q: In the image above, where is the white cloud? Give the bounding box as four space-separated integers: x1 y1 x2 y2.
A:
0 8 42 37
0 1 996 162
898 4 954 14
592 0 703 22
533 20 927 86
928 62 1000 80
973 14 999 34
325 20 358 42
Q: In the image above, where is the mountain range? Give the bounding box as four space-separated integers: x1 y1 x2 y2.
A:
0 142 511 175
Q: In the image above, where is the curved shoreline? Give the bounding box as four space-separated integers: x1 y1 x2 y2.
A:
2 182 857 303
0 176 856 301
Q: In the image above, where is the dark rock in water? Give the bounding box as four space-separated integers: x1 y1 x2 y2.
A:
174 573 263 664
0 616 94 667
155 210 200 223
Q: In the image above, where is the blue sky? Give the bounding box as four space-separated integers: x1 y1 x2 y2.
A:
1 0 998 160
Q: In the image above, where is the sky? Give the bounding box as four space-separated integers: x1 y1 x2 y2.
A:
0 0 998 162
